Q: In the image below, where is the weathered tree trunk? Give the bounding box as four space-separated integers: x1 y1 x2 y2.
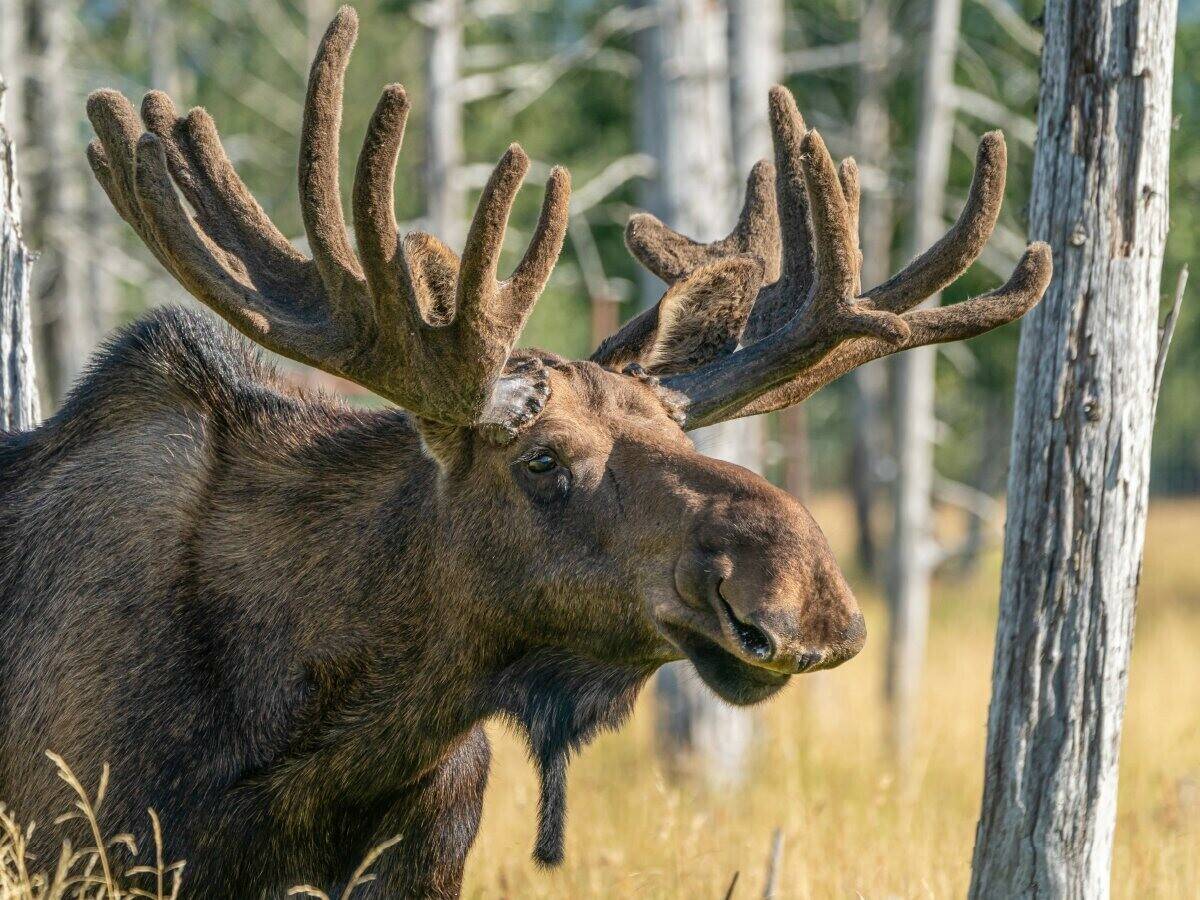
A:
24 0 96 404
850 0 895 576
1 77 39 432
883 0 961 768
422 0 465 250
726 0 781 494
969 0 1177 894
642 0 752 787
305 0 336 59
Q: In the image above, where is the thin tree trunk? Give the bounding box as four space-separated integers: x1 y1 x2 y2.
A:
422 0 465 250
643 0 751 788
738 0 808 509
850 0 895 576
305 0 336 59
24 0 94 404
725 0 781 492
1 76 39 432
969 0 1177 893
884 0 962 768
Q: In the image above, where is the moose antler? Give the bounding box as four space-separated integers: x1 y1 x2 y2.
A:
85 6 569 438
613 87 1052 429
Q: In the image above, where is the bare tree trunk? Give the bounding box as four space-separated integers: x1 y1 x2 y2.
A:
884 0 961 768
969 0 1177 894
24 0 95 404
0 1 25 149
643 0 751 788
1 76 38 431
850 0 895 576
728 0 781 176
422 0 465 250
733 0 807 519
305 0 336 60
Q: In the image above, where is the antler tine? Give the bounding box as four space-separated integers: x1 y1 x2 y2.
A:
300 6 365 288
801 131 858 306
87 133 175 277
861 131 1007 313
838 159 861 264
733 242 1053 417
87 6 571 437
353 83 411 309
87 93 160 253
624 159 781 285
140 92 306 277
768 86 814 289
507 165 572 322
455 146 571 340
457 145 531 319
740 87 817 344
131 133 316 351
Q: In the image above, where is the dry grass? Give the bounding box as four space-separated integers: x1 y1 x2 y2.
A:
3 500 1197 898
463 497 1200 898
0 756 395 899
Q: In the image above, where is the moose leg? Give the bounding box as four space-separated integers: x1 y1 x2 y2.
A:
346 726 491 899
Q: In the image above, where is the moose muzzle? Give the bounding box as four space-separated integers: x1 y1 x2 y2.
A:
657 473 866 705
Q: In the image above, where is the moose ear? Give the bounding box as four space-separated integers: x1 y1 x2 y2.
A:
590 256 764 374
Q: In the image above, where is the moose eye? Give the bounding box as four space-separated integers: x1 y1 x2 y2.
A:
525 452 558 474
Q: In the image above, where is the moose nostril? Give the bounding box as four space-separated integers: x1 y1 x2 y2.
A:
716 590 774 661
795 651 823 673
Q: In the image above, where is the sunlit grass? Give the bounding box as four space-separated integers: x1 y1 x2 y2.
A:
464 497 1200 898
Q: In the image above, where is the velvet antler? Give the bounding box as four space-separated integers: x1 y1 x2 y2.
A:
608 86 1051 429
86 6 569 438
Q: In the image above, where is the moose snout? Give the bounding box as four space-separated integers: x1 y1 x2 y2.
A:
715 579 867 674
672 534 867 675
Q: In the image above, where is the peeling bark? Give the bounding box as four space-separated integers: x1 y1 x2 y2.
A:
1 76 38 432
969 0 1177 895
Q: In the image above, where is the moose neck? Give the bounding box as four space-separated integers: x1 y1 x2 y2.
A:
199 405 652 848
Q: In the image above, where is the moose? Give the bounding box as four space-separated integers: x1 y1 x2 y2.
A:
0 6 1050 897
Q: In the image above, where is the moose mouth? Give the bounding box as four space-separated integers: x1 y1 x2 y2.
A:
658 620 790 705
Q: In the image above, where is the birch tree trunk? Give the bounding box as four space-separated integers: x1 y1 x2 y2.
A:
969 0 1177 893
884 0 961 768
850 0 895 576
1 77 39 432
24 0 98 404
422 0 465 250
641 0 751 787
733 0 809 520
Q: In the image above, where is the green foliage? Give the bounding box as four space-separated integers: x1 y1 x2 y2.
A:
71 0 1199 491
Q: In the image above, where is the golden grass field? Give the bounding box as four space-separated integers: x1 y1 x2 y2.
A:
463 497 1200 898
2 499 1197 898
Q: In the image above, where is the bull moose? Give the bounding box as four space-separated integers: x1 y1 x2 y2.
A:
0 6 1051 897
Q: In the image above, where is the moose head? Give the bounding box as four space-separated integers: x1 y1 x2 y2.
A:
72 4 1051 883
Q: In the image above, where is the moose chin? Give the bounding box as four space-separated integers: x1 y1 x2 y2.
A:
0 6 1050 898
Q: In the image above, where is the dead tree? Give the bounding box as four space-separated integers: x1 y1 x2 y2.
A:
420 0 466 248
1 77 38 431
637 0 755 787
884 0 962 768
849 0 895 575
22 0 101 403
730 0 808 507
969 0 1179 894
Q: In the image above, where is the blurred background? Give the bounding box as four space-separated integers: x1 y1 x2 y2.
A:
2 0 1198 895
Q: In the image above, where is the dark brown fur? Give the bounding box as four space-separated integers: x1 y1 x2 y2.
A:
0 308 863 897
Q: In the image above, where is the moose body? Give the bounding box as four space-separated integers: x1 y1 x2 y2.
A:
0 309 661 895
0 6 1050 896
